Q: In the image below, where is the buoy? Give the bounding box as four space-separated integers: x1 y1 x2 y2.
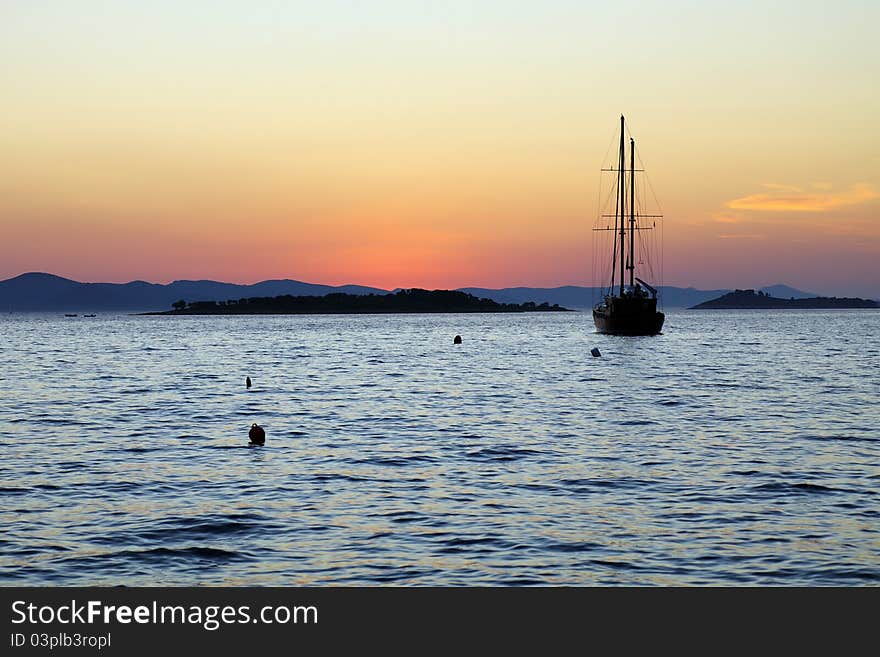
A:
246 376 252 389
453 335 462 344
248 423 265 445
591 347 601 357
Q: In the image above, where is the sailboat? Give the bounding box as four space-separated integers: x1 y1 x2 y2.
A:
592 115 665 335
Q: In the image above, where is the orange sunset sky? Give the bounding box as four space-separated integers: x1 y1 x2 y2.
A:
2 1 879 296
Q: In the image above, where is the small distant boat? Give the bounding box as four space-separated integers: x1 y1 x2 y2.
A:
83 314 97 317
64 313 78 317
592 115 665 335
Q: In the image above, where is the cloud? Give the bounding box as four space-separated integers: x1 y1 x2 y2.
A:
727 183 878 212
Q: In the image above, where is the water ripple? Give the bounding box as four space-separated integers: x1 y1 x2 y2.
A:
1 310 878 585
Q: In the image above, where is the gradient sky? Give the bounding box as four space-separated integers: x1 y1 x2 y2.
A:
2 1 878 295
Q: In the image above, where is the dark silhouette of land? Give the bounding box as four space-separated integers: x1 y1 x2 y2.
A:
151 289 571 315
2 272 841 312
691 289 879 309
0 272 386 312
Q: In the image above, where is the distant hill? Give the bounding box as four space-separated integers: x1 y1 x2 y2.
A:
691 289 879 310
154 289 570 315
656 287 732 309
0 273 387 312
459 285 731 309
0 272 851 312
458 286 596 309
758 284 817 299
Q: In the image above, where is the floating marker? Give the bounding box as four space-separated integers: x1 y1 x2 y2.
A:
591 347 601 357
246 376 252 389
453 335 462 344
248 423 265 445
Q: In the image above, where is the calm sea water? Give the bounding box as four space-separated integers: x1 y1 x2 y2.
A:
1 310 878 585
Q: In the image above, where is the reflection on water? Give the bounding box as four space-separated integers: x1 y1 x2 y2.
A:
0 310 878 585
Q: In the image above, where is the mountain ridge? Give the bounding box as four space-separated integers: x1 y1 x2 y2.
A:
0 272 850 312
0 273 389 312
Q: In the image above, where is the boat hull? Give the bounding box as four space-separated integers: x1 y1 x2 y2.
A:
592 296 664 335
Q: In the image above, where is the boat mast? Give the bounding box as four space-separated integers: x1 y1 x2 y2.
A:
629 137 635 287
618 115 626 296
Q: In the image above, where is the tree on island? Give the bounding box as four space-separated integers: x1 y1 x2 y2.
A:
160 288 571 314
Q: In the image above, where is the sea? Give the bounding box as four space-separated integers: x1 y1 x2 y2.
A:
1 310 878 585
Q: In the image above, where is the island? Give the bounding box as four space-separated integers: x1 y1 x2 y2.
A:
149 288 572 315
690 289 879 310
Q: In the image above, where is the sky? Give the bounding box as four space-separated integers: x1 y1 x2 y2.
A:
1 1 878 296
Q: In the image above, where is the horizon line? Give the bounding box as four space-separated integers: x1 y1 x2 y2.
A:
1 271 824 294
